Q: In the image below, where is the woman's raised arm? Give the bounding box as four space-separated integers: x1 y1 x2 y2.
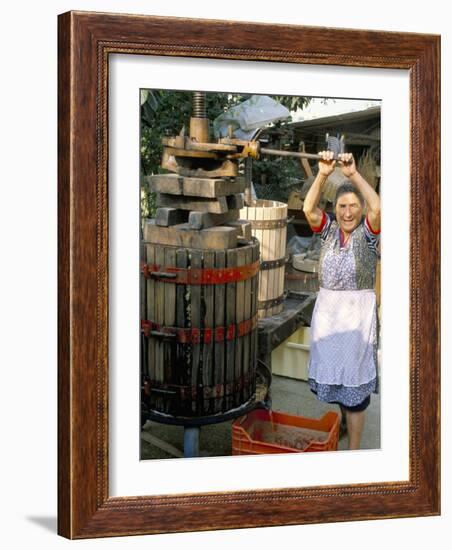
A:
303 151 336 229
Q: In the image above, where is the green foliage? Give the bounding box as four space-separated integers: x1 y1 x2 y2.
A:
140 184 156 220
141 91 192 177
252 157 302 203
140 91 311 217
269 95 310 113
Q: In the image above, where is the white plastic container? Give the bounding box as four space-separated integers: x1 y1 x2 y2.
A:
271 326 310 381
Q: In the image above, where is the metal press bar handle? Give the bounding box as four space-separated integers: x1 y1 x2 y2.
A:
260 147 350 162
260 147 322 160
261 136 346 161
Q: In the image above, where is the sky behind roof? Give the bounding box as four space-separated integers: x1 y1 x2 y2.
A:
293 97 381 121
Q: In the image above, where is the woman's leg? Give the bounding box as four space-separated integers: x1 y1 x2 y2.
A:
345 409 366 450
339 404 348 437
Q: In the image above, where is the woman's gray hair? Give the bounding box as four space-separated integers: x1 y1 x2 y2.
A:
334 182 365 208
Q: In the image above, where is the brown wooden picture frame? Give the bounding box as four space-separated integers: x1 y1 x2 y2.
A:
58 10 440 539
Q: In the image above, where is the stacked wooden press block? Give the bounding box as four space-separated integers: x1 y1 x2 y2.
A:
144 173 252 250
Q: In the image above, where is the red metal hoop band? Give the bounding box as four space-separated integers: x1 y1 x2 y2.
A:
141 260 260 284
141 316 258 343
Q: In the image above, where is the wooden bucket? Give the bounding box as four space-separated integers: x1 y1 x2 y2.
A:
140 238 260 418
240 200 288 318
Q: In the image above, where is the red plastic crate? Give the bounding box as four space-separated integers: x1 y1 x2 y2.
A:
232 408 339 455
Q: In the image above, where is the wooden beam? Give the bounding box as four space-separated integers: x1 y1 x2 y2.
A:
143 220 238 249
226 194 244 210
183 177 245 198
147 174 245 198
157 193 228 214
188 209 239 230
226 220 252 240
155 208 189 227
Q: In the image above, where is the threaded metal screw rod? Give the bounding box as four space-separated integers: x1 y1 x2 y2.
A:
192 91 206 118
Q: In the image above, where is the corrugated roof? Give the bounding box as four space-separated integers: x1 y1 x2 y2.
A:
290 105 380 130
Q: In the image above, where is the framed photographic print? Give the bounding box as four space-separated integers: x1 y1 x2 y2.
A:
58 11 440 538
137 88 382 463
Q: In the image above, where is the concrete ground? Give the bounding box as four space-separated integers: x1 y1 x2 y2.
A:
140 374 380 459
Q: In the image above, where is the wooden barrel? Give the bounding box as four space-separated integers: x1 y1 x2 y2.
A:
284 264 320 294
140 238 260 418
240 200 288 318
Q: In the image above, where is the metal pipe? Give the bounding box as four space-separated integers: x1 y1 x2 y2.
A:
260 147 322 160
260 135 345 161
184 426 200 457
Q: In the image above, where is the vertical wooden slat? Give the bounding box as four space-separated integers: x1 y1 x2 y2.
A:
140 241 148 377
279 205 287 313
164 247 176 414
154 246 165 411
267 203 276 316
176 248 189 415
190 249 202 414
276 204 282 303
242 244 252 403
273 203 281 315
214 250 226 414
260 203 269 318
146 244 156 387
254 204 262 320
225 248 237 411
273 203 287 316
376 259 381 307
282 206 288 310
202 250 215 414
253 203 261 319
274 203 281 316
234 246 246 407
251 240 259 391
273 206 279 314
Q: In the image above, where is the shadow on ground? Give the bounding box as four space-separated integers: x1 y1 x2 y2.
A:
26 516 57 533
141 375 380 460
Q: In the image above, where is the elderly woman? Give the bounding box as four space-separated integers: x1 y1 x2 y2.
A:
303 151 380 450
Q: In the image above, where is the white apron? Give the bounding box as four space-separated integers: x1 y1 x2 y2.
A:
308 287 378 388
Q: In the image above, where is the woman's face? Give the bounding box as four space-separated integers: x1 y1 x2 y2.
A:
335 192 363 235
